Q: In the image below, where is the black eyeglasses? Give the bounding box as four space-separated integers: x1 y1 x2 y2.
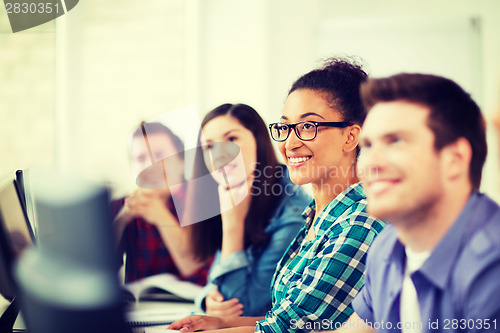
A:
268 121 351 142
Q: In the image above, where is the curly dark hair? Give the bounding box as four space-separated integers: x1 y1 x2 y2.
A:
289 57 368 126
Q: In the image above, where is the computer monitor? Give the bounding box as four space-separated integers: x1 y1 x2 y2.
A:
14 172 131 333
0 175 35 332
15 170 26 215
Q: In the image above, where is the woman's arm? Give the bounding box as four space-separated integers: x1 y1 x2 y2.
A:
153 212 207 277
205 186 306 316
211 220 304 316
203 327 255 333
168 315 264 331
218 182 252 262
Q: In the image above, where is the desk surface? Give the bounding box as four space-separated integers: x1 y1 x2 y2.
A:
126 299 197 312
126 300 197 332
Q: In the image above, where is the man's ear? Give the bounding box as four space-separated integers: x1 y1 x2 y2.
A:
441 137 472 182
343 124 361 153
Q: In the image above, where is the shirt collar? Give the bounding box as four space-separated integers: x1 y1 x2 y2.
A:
418 192 481 289
303 182 366 238
301 201 316 230
388 192 481 290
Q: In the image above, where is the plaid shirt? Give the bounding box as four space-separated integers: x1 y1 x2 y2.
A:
255 182 386 333
111 191 212 285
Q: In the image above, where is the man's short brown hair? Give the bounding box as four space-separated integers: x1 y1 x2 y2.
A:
360 73 487 189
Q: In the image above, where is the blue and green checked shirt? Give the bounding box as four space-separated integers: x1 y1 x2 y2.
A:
255 182 386 333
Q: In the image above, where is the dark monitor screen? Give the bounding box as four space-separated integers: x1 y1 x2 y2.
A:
15 170 27 216
0 176 35 301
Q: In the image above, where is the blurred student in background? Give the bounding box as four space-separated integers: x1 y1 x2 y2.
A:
186 103 310 316
169 58 386 332
111 122 210 285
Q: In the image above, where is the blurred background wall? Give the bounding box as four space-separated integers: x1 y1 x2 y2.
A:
1 0 499 200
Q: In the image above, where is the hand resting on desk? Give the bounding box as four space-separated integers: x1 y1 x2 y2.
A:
168 315 227 332
168 314 262 332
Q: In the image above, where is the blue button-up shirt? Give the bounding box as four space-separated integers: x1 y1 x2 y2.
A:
353 192 500 333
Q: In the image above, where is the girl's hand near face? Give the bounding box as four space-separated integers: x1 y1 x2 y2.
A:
218 174 254 228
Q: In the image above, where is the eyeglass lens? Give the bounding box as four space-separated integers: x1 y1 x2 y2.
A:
271 122 316 141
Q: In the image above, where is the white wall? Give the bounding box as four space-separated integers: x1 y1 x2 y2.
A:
54 0 190 197
1 0 499 201
315 0 500 200
197 0 270 116
199 0 500 201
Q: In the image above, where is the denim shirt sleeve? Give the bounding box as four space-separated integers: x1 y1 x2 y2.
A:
195 186 309 316
194 264 218 311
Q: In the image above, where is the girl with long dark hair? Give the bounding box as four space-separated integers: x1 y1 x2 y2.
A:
187 103 310 317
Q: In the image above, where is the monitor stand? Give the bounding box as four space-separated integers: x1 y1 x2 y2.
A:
0 297 20 333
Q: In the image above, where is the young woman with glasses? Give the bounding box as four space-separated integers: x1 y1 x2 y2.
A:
184 103 310 317
170 58 386 332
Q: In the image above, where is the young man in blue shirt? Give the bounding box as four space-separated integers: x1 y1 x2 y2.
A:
327 73 500 333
